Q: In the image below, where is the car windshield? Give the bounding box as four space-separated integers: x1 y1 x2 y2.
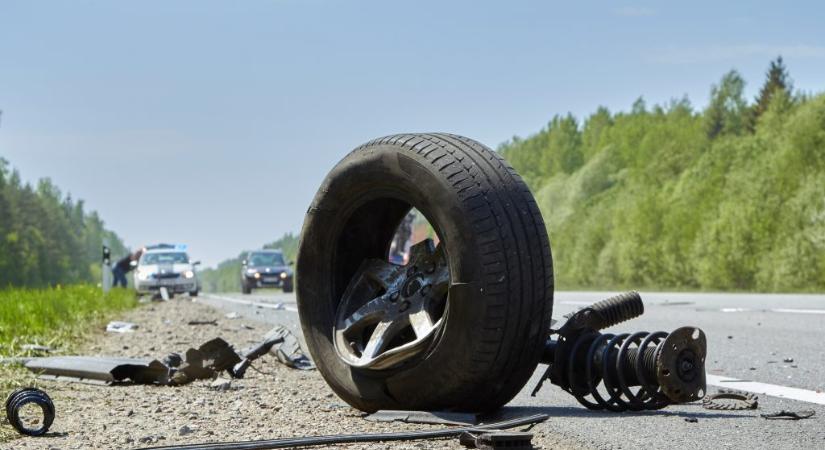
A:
248 252 285 267
141 252 189 265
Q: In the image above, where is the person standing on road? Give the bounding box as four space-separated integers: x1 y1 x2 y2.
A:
112 248 143 288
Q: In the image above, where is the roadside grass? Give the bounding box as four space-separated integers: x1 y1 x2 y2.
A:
0 285 138 442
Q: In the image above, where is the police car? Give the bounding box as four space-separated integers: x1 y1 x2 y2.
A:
134 244 200 298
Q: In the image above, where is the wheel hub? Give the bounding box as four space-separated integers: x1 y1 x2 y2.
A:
333 239 449 370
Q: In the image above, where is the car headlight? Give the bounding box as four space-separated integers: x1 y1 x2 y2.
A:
137 271 153 281
246 269 257 275
280 272 288 279
254 272 261 279
183 270 195 279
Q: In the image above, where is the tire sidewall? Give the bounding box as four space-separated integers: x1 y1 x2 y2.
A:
297 144 496 411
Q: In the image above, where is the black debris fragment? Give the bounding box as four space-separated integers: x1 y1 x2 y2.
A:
187 319 218 326
459 431 534 449
761 410 815 420
783 357 794 363
684 417 698 423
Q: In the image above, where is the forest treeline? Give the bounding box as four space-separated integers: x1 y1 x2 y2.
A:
0 159 127 288
500 57 825 292
198 233 299 292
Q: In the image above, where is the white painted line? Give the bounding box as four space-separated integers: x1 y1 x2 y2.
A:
771 308 825 315
201 294 299 312
712 307 825 315
706 374 825 405
720 307 752 313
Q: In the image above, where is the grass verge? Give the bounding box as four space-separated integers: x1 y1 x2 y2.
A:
0 285 138 442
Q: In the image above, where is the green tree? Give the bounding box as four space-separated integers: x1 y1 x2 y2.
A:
705 70 748 138
752 56 792 123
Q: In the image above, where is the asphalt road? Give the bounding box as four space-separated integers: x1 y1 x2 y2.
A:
198 290 825 449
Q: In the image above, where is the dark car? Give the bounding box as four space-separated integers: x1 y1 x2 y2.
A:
241 250 294 294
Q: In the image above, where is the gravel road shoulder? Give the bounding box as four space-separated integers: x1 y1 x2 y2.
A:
7 298 586 450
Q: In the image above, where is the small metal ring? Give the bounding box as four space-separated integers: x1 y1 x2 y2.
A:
5 387 55 436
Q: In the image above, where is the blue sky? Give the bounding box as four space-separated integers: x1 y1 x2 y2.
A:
1 0 823 266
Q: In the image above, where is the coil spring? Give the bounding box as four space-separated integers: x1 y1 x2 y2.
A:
566 330 671 412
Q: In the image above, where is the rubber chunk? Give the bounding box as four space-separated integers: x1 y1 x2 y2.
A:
5 387 55 436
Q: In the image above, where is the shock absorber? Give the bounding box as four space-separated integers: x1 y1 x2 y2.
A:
533 292 707 412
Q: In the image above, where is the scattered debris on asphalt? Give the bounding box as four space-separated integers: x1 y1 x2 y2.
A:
459 430 534 449
225 312 240 319
760 410 815 420
702 390 758 410
4 387 55 437
365 410 478 426
106 321 138 333
133 413 549 450
783 357 794 363
683 417 698 423
22 329 313 387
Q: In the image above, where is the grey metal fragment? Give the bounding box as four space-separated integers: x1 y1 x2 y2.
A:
24 356 160 384
265 326 315 371
210 378 232 391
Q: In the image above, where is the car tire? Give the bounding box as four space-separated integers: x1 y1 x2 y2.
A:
242 283 252 295
189 290 199 297
283 279 294 293
297 133 553 413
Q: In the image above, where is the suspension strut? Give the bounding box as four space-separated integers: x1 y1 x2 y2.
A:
533 292 707 412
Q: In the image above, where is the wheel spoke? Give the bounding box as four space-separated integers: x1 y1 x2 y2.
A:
342 294 391 332
362 320 401 359
358 258 401 290
408 308 435 338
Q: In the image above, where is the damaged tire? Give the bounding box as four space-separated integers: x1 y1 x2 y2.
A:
297 133 553 413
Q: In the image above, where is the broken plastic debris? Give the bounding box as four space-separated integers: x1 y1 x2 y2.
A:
106 321 138 333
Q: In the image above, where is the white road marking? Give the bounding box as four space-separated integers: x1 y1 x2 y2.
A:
716 307 825 315
200 294 299 312
706 374 825 405
771 308 825 315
